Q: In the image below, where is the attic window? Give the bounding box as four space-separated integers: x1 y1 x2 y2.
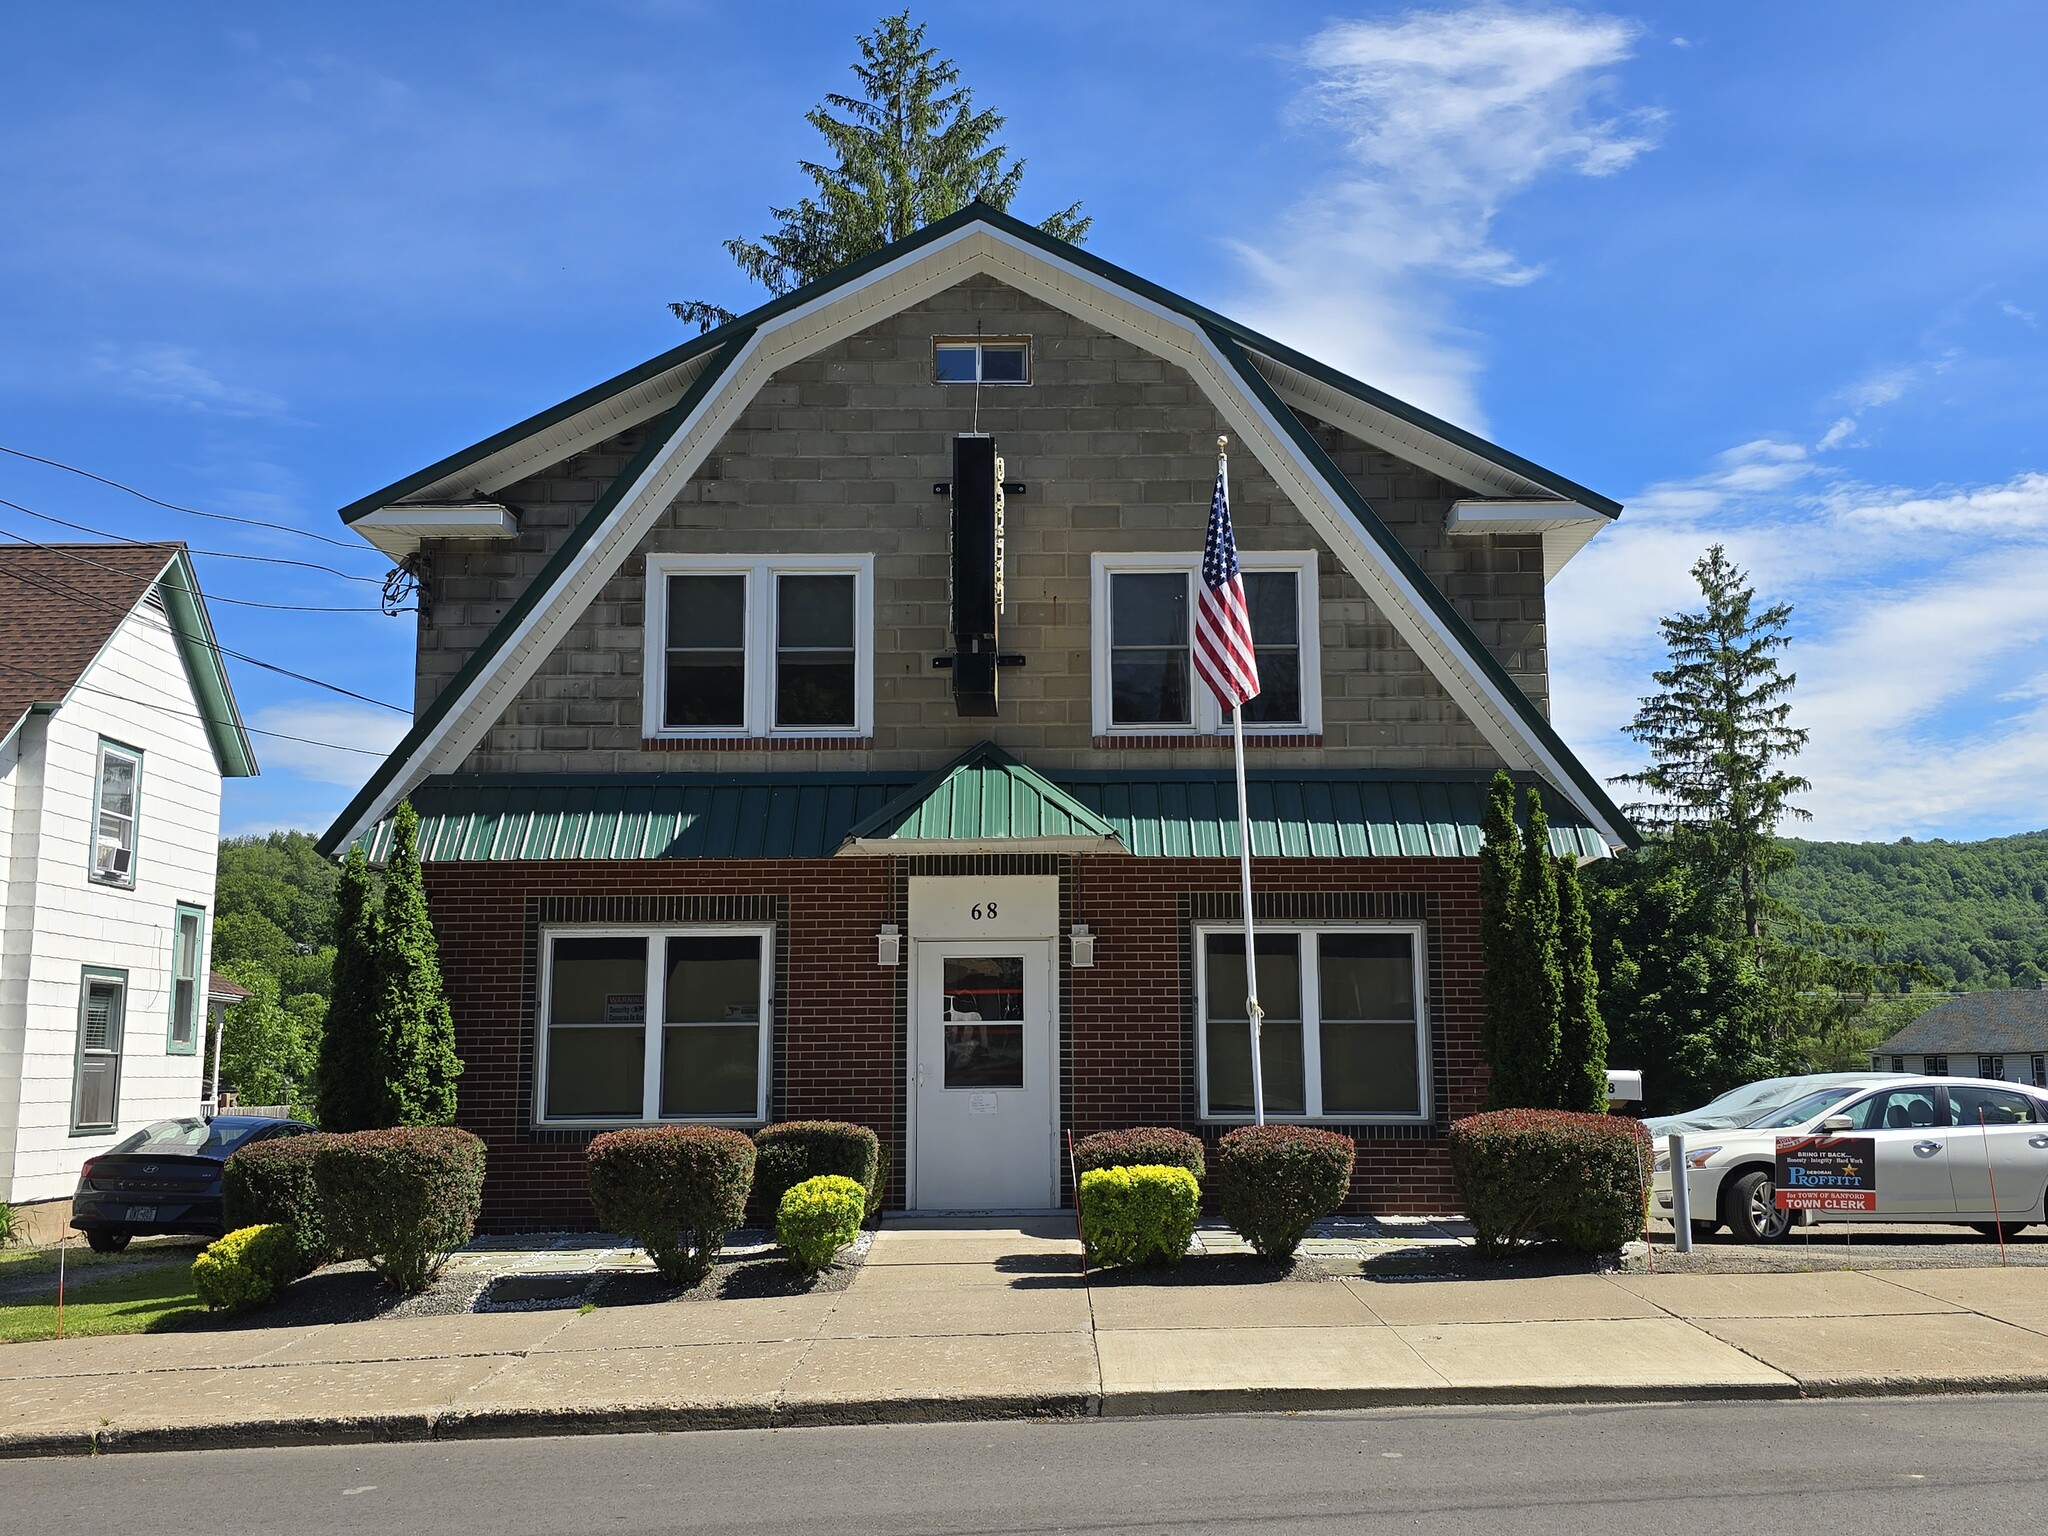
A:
934 338 1029 385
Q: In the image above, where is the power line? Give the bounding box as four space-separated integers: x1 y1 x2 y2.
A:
0 547 411 716
0 655 392 758
0 522 383 612
0 444 379 554
0 495 385 585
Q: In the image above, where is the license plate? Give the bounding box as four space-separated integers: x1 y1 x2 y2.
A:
127 1206 156 1223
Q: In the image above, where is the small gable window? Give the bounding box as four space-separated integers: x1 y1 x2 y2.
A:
933 338 1029 385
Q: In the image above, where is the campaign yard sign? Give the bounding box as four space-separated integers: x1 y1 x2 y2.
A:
1775 1135 1877 1211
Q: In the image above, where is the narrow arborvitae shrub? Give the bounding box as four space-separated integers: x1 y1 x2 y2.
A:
1478 771 1521 1096
864 1140 891 1227
375 802 462 1127
313 1126 486 1293
1078 1165 1201 1269
223 1133 341 1273
192 1223 301 1312
778 1174 866 1273
1487 789 1565 1109
317 845 384 1131
1070 1127 1206 1181
1553 857 1611 1115
1449 1109 1649 1256
588 1125 756 1286
1212 1125 1355 1261
752 1121 881 1220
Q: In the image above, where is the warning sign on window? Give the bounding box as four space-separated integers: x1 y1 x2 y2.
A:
1775 1135 1876 1211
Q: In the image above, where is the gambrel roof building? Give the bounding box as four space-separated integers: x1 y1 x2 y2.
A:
324 204 1628 1221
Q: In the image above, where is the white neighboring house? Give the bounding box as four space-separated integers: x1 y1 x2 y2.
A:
0 542 256 1223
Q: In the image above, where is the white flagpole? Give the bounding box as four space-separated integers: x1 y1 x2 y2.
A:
1219 437 1266 1126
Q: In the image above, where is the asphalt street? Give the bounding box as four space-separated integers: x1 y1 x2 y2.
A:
5 1394 2046 1535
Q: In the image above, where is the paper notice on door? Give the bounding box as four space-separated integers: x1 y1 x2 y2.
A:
967 1092 998 1116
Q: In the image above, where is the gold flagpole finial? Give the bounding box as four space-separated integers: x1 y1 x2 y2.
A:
1217 435 1229 455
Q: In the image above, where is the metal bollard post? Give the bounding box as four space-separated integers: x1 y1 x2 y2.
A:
1668 1132 1692 1253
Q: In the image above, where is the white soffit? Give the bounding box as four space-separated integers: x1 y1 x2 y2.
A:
352 500 521 561
331 223 1626 851
1444 498 1610 581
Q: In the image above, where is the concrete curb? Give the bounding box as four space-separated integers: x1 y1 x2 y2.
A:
14 1376 2048 1459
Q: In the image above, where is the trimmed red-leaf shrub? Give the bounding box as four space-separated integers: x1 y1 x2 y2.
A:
312 1126 486 1294
1071 1127 1207 1181
1212 1125 1355 1260
752 1121 880 1220
588 1125 755 1286
223 1133 342 1274
1449 1109 1650 1256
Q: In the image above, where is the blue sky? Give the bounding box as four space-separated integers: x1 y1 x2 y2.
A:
4 2 2045 842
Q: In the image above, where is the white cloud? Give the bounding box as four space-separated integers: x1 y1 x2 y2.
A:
1845 365 1916 409
2001 300 2038 326
249 701 407 788
1816 417 1858 451
1230 4 1660 426
92 345 287 417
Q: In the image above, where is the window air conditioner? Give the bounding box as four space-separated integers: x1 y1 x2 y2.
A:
95 839 131 879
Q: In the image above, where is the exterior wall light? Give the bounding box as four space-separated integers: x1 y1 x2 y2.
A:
877 923 901 967
1070 923 1096 968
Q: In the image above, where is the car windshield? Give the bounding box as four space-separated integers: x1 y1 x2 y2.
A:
107 1118 263 1157
1747 1088 1861 1130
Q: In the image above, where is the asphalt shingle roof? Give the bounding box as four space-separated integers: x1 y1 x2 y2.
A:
1878 990 2048 1056
0 541 181 743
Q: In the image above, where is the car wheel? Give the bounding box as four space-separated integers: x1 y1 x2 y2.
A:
1722 1170 1792 1243
1972 1222 2030 1241
84 1228 131 1255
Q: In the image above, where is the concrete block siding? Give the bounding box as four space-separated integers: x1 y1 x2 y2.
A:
416 275 1546 776
424 853 1477 1230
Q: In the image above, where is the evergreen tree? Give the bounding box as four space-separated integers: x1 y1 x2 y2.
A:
1614 544 1810 945
1477 771 1521 1084
672 11 1089 328
1552 855 1610 1113
373 801 463 1127
1483 786 1567 1109
316 844 385 1131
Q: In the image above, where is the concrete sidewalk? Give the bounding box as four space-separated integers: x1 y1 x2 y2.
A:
7 1217 2048 1457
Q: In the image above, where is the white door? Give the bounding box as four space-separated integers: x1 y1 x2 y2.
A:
1944 1084 2048 1220
911 940 1056 1211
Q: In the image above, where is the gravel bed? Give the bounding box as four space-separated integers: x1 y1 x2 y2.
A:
1628 1227 2048 1273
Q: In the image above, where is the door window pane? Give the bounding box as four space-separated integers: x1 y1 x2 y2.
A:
775 573 857 727
1110 572 1191 725
1240 571 1302 725
1319 933 1419 1114
1205 934 1305 1114
545 936 647 1118
942 956 1026 1089
665 573 746 728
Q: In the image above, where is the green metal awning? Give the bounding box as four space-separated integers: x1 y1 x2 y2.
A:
364 764 1607 863
838 742 1125 854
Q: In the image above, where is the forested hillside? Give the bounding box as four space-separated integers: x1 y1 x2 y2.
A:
1774 830 2048 989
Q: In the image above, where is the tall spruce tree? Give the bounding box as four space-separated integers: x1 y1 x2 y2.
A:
316 844 384 1131
372 802 462 1127
1552 855 1610 1113
672 11 1089 328
1614 544 1810 945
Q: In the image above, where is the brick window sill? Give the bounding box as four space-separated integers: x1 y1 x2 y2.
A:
1092 733 1323 750
642 736 874 752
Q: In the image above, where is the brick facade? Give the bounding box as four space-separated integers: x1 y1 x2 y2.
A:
424 851 1482 1230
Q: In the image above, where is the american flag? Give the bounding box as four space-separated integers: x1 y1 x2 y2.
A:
1194 457 1261 712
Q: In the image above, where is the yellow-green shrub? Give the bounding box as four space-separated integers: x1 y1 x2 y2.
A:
777 1174 866 1273
1078 1165 1201 1268
191 1223 300 1312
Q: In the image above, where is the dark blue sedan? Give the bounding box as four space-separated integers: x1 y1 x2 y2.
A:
70 1116 315 1253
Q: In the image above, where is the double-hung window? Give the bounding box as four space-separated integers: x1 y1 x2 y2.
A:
1091 553 1319 735
168 905 204 1054
91 740 142 886
1196 924 1428 1121
644 555 873 738
73 968 128 1134
538 927 772 1124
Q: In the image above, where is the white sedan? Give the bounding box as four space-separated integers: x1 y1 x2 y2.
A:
1650 1076 2048 1242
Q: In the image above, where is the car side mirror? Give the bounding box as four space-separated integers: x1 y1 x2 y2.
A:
1820 1115 1854 1132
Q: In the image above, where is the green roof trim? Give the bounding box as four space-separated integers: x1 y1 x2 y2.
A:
158 550 258 778
316 331 754 857
356 769 1604 864
839 741 1125 849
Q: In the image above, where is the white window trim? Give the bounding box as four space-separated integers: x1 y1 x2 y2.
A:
932 335 1031 385
1193 921 1429 1124
90 738 143 888
534 923 775 1128
642 554 875 739
1090 551 1321 737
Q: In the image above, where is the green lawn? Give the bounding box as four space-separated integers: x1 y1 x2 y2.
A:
0 1236 205 1283
0 1262 206 1344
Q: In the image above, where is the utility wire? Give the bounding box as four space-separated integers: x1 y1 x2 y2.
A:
0 550 411 716
0 495 385 585
0 444 378 554
0 654 393 758
0 521 384 613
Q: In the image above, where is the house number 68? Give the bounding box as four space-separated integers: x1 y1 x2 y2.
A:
969 901 999 921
